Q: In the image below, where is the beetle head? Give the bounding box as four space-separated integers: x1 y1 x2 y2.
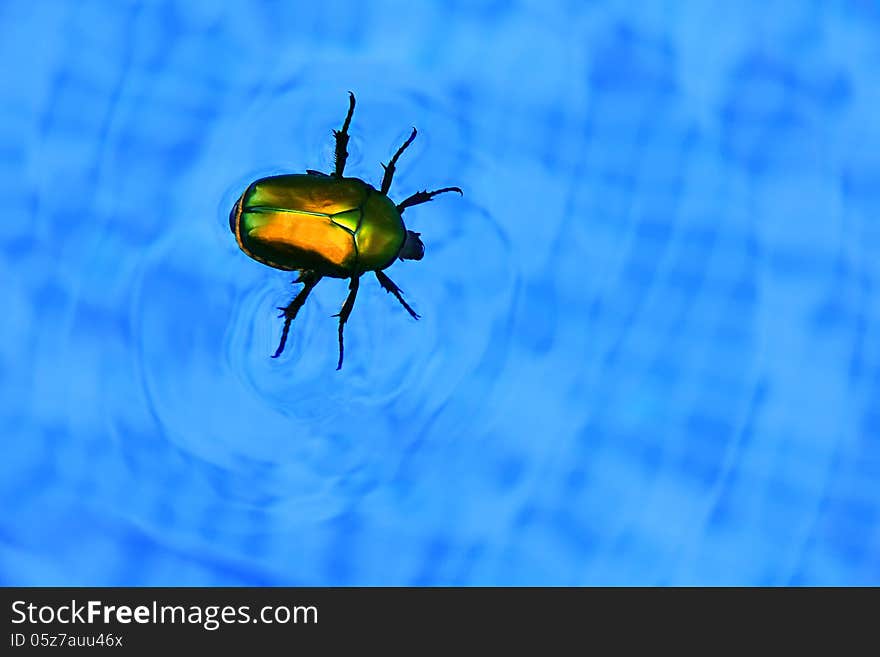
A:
399 230 425 261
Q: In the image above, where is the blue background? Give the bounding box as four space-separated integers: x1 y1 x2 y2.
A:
2 0 878 585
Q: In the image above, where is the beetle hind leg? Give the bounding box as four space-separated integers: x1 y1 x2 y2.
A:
375 271 419 320
273 273 321 358
332 92 356 177
333 276 360 370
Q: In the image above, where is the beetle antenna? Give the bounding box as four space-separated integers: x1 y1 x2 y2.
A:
375 271 420 320
381 127 417 194
397 186 463 214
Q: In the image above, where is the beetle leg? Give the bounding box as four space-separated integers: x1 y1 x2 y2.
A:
375 271 419 320
273 273 321 358
396 187 463 214
333 276 360 370
380 128 417 194
306 169 330 177
333 92 356 177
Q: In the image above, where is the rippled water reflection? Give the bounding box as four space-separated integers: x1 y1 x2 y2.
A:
2 1 879 584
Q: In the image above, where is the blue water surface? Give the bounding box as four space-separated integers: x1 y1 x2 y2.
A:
2 0 879 585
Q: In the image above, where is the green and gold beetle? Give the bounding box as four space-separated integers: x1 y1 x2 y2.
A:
230 93 461 369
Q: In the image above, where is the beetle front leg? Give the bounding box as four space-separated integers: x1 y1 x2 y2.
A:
273 272 321 358
333 92 356 177
375 270 419 319
333 276 360 370
396 186 463 214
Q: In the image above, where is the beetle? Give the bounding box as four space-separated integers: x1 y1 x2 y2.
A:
229 93 461 369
